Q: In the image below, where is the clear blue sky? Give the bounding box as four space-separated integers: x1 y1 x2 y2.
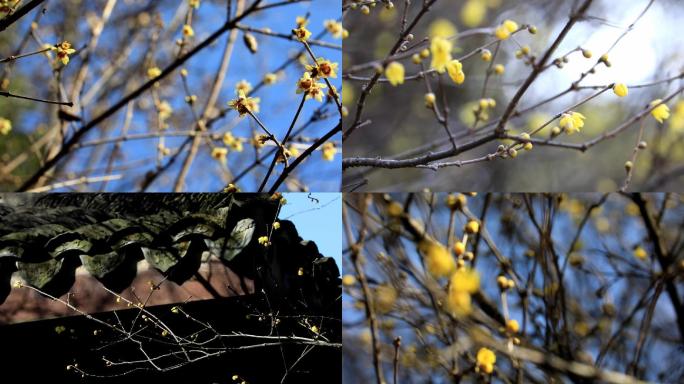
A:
281 192 341 267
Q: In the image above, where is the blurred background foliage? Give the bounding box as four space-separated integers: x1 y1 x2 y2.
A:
343 0 684 191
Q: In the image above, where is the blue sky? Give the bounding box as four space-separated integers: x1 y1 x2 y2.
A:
281 192 341 267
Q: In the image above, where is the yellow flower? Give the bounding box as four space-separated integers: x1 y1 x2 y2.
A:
235 79 252 95
494 25 510 40
251 134 268 149
430 37 453 73
613 83 628 97
446 268 480 316
493 64 504 75
424 92 436 108
453 241 466 256
428 19 457 39
292 26 312 42
0 0 15 14
257 236 270 246
0 117 11 135
295 16 308 27
650 99 670 124
418 239 455 278
324 19 344 39
263 72 278 85
476 347 496 374
559 111 585 135
182 24 194 37
481 49 492 62
273 221 280 230
446 193 467 210
375 284 397 313
287 144 300 158
55 41 76 65
301 79 327 102
461 0 487 27
158 101 173 120
188 0 200 9
633 246 647 260
228 90 260 117
342 274 356 286
384 61 405 86
670 100 684 132
387 201 404 217
506 319 520 333
211 147 228 162
446 59 465 85
147 66 162 79
306 58 338 79
322 142 337 161
465 220 479 234
450 267 480 293
296 72 314 93
222 132 244 152
503 19 519 33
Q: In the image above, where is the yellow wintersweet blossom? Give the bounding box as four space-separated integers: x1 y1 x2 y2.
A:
292 26 312 42
1 1 15 14
385 61 405 86
341 274 356 286
324 19 344 39
428 19 457 39
375 284 397 313
559 111 586 135
188 0 200 9
446 267 480 316
493 64 505 75
0 117 11 135
633 246 647 260
613 83 628 97
506 319 520 333
424 92 436 108
158 101 173 121
476 347 496 374
461 0 487 28
222 132 244 152
418 239 455 278
228 90 260 117
235 79 252 95
296 16 309 27
650 99 670 124
322 142 337 161
446 59 465 85
263 72 278 84
147 66 162 79
503 20 519 33
306 58 338 79
296 72 327 102
211 147 228 162
453 241 466 256
257 236 270 246
182 24 194 37
481 49 492 61
495 25 510 40
465 220 479 234
54 41 76 65
430 37 453 73
287 144 300 158
670 100 684 132
495 19 518 40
